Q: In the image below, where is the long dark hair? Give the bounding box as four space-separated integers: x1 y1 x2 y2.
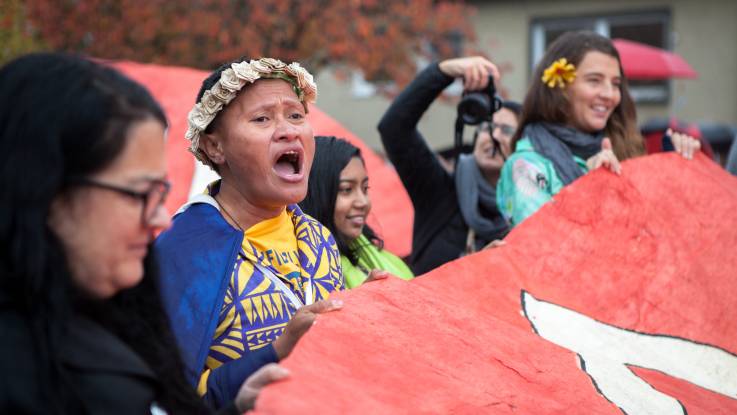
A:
514 31 644 160
300 136 383 265
0 53 208 413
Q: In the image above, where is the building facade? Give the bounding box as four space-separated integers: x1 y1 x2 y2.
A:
315 0 737 153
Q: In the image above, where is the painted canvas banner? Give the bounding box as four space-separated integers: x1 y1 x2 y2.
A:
254 153 737 414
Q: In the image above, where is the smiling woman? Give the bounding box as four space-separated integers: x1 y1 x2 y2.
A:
155 58 345 409
496 32 701 226
300 136 414 288
496 31 646 227
497 31 702 228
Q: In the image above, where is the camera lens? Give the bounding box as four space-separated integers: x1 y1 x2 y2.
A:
457 92 491 125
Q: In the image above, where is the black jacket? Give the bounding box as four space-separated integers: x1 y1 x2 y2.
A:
1 309 161 414
378 63 506 275
0 308 237 415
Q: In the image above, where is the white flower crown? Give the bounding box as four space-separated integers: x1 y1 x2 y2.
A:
185 57 318 168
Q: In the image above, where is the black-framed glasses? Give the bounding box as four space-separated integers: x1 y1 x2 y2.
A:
70 177 171 225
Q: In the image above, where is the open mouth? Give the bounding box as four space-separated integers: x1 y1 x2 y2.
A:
274 150 302 177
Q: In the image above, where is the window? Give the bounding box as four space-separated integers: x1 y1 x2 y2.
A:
530 10 671 104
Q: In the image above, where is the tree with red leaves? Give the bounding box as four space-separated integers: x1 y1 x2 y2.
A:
21 0 477 87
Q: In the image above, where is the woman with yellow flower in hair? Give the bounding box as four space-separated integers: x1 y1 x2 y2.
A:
497 31 699 226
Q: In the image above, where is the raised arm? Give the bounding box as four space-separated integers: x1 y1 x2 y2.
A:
378 57 500 207
377 63 455 206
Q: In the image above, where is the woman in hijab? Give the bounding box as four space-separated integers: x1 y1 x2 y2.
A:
301 136 413 288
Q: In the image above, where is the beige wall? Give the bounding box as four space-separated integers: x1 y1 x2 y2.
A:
313 69 461 153
473 0 737 126
670 0 737 124
314 0 737 153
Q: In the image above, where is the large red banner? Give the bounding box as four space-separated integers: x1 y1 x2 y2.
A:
254 154 737 414
112 60 737 413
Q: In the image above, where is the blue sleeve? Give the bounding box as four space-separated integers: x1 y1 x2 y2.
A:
201 344 279 409
154 203 243 387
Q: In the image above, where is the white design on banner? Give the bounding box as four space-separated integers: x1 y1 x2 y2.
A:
521 290 737 414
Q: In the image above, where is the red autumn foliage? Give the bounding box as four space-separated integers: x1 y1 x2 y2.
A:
23 0 477 87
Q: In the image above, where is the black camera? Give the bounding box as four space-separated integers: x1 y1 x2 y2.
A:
453 76 504 159
457 76 503 125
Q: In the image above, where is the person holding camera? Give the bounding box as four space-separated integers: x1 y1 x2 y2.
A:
378 57 514 275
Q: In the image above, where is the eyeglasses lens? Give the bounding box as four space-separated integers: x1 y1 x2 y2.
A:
143 181 171 223
491 122 516 137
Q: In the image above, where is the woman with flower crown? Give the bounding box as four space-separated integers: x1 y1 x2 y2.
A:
155 57 345 409
497 31 700 226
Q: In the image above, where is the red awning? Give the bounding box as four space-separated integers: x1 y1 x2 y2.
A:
613 38 698 80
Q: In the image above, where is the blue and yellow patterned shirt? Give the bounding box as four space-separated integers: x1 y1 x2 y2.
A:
199 204 343 392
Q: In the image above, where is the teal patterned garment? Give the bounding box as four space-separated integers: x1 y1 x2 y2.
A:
497 138 588 227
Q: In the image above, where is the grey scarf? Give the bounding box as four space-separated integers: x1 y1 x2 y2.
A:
454 154 508 243
524 122 604 185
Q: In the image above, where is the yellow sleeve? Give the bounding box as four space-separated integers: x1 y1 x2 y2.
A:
197 368 211 396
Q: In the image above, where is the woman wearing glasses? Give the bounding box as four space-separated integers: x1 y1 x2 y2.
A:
0 53 285 414
378 56 520 275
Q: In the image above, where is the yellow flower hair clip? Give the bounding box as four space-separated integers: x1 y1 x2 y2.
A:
541 58 576 89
